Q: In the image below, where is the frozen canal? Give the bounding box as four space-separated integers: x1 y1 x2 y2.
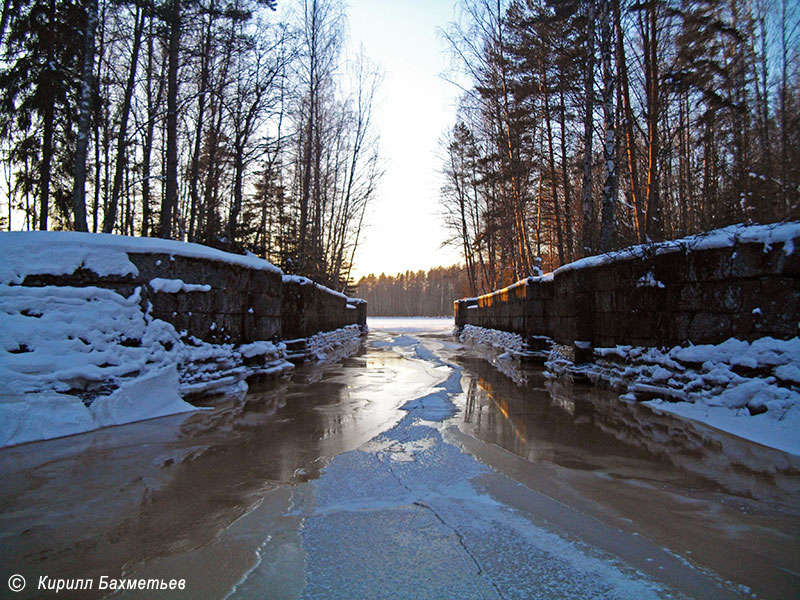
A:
1 317 798 599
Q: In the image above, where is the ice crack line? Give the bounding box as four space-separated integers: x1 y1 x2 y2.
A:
412 499 506 600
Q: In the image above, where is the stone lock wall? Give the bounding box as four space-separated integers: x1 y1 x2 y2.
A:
131 253 283 344
455 226 800 350
281 278 366 340
13 235 365 345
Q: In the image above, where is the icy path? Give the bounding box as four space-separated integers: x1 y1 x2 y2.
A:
235 327 731 600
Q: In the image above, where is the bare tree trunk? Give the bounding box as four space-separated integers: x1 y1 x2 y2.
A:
581 0 596 256
39 100 53 230
159 0 180 239
298 0 321 270
702 119 715 230
543 65 564 266
91 1 105 233
202 98 224 244
188 3 217 241
38 0 57 230
615 0 644 242
558 86 573 262
71 0 97 232
779 0 789 212
103 5 144 234
599 0 617 252
0 0 16 48
644 0 661 241
495 0 531 277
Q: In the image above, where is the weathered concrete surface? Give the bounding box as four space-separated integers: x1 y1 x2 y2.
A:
281 279 366 340
135 254 283 344
456 226 800 348
14 240 366 345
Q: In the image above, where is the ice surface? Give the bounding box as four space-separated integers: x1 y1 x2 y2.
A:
368 317 455 334
292 332 682 599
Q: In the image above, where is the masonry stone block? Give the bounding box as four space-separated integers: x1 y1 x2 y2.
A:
455 232 798 349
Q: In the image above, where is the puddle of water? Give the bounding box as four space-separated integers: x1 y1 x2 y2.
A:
444 344 800 600
0 342 437 600
2 324 798 600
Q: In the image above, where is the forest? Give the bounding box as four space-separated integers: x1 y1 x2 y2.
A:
440 0 800 297
355 266 467 317
2 0 799 299
0 0 381 289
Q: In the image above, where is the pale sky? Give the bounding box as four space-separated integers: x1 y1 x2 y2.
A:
344 0 464 280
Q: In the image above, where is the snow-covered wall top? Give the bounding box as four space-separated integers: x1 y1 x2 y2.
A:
282 273 348 300
456 222 800 347
554 222 800 275
0 231 366 346
0 231 281 285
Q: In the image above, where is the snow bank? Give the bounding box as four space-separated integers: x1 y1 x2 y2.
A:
0 366 197 447
546 337 800 456
458 324 551 365
0 281 291 448
459 324 525 356
87 365 194 426
0 231 281 284
305 325 363 363
149 278 211 293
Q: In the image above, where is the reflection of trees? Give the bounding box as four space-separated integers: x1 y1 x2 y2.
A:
456 353 799 506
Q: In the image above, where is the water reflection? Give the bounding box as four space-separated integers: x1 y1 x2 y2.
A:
452 347 800 599
455 353 800 508
0 343 412 599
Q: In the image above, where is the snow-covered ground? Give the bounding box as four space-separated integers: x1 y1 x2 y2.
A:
460 324 800 456
0 224 371 449
0 280 292 448
0 232 297 448
368 316 455 334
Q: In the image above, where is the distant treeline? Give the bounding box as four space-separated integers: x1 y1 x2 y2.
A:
355 266 467 317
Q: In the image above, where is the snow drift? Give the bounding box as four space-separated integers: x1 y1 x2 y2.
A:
0 232 293 447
